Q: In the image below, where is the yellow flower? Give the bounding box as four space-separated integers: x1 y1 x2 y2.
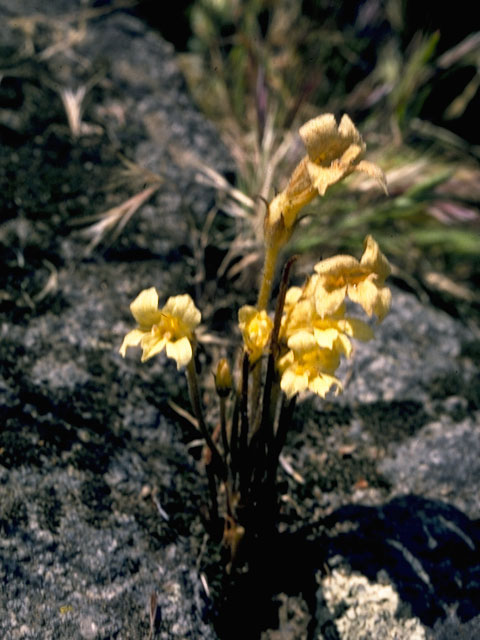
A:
119 288 201 369
280 287 314 335
238 305 273 363
280 288 374 358
266 114 386 240
313 235 392 321
299 113 387 200
277 345 342 399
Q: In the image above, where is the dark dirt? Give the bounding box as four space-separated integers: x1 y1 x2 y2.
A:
1 2 480 640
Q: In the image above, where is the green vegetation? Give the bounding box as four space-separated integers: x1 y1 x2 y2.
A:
176 0 480 321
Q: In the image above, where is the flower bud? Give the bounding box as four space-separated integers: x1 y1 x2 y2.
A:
215 358 233 397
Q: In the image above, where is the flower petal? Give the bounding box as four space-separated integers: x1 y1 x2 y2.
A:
163 294 201 330
338 317 374 341
306 160 351 196
238 305 257 325
336 333 353 357
309 373 342 397
284 286 303 308
283 297 314 337
288 330 317 352
119 329 145 357
314 285 346 318
280 367 309 398
340 143 364 168
360 235 391 284
166 336 193 369
348 278 391 320
299 113 339 162
372 286 392 322
312 327 339 350
314 254 360 276
277 350 294 373
338 114 363 143
140 332 167 362
130 288 164 329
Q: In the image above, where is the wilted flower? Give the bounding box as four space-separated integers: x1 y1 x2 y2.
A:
238 305 273 363
120 288 201 369
299 113 386 200
266 114 387 241
313 235 392 321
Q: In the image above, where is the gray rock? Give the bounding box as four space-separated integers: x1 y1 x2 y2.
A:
0 3 228 639
1 2 480 639
338 286 471 404
380 415 480 518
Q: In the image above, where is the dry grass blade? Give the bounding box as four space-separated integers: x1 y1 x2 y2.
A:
383 159 429 193
59 86 87 138
37 22 87 62
170 145 255 213
279 455 305 484
33 261 58 303
116 156 165 188
78 185 160 255
423 271 478 302
196 328 234 348
224 251 261 280
410 118 479 156
216 236 260 280
167 399 199 431
437 31 480 69
147 592 158 640
8 1 137 63
53 70 105 139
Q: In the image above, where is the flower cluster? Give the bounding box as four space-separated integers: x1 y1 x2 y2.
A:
233 235 391 400
119 111 392 573
277 235 391 398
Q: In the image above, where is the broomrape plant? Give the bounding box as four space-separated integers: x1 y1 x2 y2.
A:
120 113 391 571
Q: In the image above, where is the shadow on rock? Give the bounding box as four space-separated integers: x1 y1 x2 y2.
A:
323 494 480 625
212 494 480 639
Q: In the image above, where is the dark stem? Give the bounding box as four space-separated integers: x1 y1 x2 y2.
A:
220 396 229 460
230 391 240 481
239 351 250 493
260 254 297 451
240 351 250 454
267 394 297 485
247 255 297 503
186 359 226 482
